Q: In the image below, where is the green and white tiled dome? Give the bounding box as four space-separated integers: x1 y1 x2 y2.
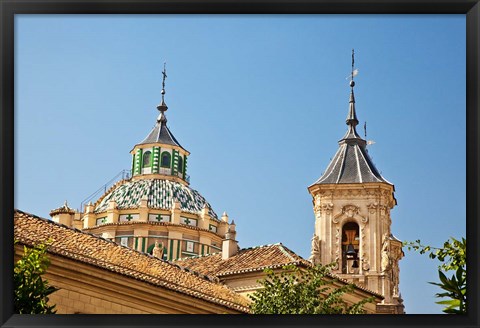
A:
94 179 218 220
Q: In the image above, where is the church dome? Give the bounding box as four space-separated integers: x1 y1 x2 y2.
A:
56 67 230 261
94 178 218 220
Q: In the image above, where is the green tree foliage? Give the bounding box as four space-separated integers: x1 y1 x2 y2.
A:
14 241 59 314
249 263 374 314
404 237 466 314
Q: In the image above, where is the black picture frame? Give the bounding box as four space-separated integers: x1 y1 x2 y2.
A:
1 1 478 327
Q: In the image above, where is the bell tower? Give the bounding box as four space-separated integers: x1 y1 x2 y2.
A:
307 50 404 314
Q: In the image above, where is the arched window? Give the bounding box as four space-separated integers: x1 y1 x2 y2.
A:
161 152 171 168
177 156 183 174
142 151 151 168
341 222 360 274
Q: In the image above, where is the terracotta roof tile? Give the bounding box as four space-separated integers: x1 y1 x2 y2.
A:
14 210 249 313
175 243 383 298
175 243 311 277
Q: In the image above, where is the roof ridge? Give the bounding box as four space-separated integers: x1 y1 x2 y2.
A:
164 124 182 148
238 242 282 252
357 145 389 184
276 243 305 262
176 251 222 261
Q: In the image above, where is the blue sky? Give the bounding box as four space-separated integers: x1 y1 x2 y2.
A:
15 15 466 314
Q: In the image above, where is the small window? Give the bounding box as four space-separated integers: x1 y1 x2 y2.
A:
177 156 183 174
209 224 217 233
143 151 152 167
180 217 197 227
149 214 170 222
161 152 171 168
96 217 106 225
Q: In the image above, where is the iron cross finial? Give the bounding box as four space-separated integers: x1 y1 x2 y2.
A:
157 62 169 115
162 62 167 92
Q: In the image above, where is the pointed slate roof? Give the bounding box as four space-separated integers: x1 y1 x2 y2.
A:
137 65 187 152
312 79 391 186
137 112 186 151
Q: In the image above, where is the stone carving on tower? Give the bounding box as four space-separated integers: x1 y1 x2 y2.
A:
309 233 321 265
307 50 405 314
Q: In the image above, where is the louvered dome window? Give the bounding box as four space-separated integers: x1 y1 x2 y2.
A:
161 152 171 168
177 156 183 174
143 151 151 167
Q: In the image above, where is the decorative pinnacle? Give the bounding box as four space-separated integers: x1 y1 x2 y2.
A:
157 62 168 114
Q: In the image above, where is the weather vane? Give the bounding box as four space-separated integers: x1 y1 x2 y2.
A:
347 49 359 82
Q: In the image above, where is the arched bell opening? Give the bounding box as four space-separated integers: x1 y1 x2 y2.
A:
341 221 360 274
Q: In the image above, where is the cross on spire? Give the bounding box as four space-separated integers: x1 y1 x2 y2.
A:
161 62 167 101
157 62 168 115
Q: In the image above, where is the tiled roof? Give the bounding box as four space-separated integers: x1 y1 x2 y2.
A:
14 210 249 313
94 178 218 219
138 118 186 151
175 243 383 298
313 142 390 185
175 243 311 277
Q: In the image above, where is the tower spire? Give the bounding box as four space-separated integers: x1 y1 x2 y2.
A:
346 49 359 127
157 62 168 122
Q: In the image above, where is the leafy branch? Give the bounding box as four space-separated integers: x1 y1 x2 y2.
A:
249 263 375 314
14 240 59 314
403 237 466 314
